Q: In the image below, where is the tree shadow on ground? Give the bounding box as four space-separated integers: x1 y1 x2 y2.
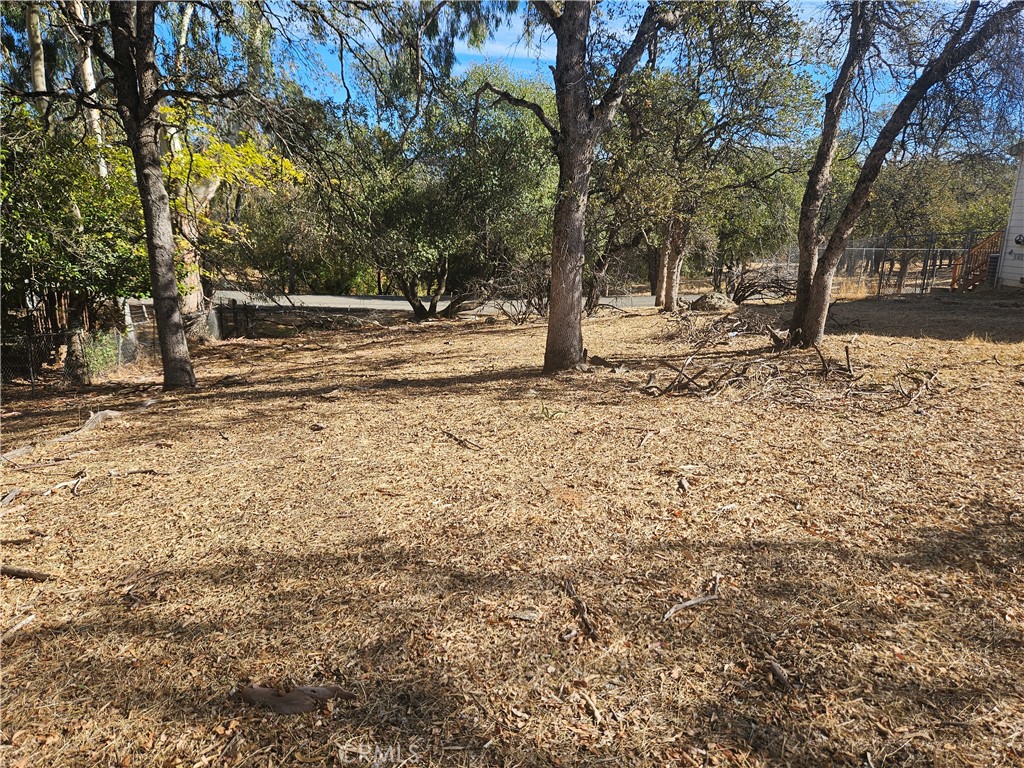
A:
4 531 570 765
6 506 1024 766
824 293 1024 344
616 517 1024 767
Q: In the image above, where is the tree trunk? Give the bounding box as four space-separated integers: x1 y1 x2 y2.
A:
64 294 91 386
108 1 195 390
660 215 689 312
543 2 592 373
584 253 609 315
166 0 216 319
646 247 659 296
26 3 48 112
545 143 591 371
656 210 691 311
790 2 874 344
398 277 429 321
173 177 221 315
68 0 106 176
793 0 1024 346
655 235 669 308
536 0 670 372
133 124 197 388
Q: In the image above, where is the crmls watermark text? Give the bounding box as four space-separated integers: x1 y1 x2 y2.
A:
338 743 421 766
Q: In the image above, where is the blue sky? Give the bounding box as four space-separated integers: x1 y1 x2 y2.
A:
449 1 828 81
452 21 555 80
295 1 833 106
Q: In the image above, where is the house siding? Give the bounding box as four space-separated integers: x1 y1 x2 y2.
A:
997 152 1024 288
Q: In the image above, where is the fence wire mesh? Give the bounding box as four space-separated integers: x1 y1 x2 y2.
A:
1 320 159 388
784 230 1001 298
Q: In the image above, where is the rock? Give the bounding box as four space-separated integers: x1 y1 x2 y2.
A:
240 684 356 715
509 607 543 622
690 292 737 312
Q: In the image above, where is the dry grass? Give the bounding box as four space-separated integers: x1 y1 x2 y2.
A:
2 291 1024 767
832 275 877 301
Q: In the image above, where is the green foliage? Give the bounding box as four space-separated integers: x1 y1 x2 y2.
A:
858 156 1015 236
163 107 302 193
589 1 814 282
713 153 804 270
82 329 129 375
1 106 148 306
266 62 557 306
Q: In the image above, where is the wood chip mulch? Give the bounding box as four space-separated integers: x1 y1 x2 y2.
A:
1 292 1022 767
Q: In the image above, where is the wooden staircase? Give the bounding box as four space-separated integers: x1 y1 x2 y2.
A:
950 231 1004 291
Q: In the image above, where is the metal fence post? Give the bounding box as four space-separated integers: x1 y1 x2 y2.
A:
26 317 36 392
877 233 891 297
922 232 937 293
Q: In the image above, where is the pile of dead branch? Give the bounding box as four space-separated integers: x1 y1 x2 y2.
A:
668 311 776 352
642 342 942 411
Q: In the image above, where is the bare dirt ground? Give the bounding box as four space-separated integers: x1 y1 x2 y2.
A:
2 291 1023 767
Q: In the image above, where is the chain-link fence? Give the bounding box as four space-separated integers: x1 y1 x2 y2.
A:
784 230 1001 298
1 321 159 388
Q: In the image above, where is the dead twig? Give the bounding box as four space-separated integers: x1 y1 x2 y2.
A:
1 614 36 642
813 345 831 377
768 659 795 693
564 579 599 641
579 689 602 725
595 303 641 317
664 573 722 620
440 430 483 451
1 488 22 506
44 470 87 496
893 367 939 408
1 565 55 582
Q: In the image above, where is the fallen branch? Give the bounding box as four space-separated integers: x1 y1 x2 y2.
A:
440 429 483 451
564 579 599 641
813 345 831 377
579 689 602 725
1 614 36 642
766 325 789 350
240 684 356 715
1 446 35 463
108 468 171 477
768 659 795 693
595 303 641 317
44 470 87 496
3 458 72 471
893 367 939 408
813 345 861 381
664 573 722 621
52 410 123 442
1 488 22 506
2 407 132 465
1 565 55 582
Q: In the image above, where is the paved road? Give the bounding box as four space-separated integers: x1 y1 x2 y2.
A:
214 291 677 314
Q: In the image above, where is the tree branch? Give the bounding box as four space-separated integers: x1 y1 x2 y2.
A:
154 87 247 104
592 2 680 130
532 0 562 31
474 82 560 142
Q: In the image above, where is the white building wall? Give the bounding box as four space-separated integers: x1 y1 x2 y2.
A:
997 152 1024 288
